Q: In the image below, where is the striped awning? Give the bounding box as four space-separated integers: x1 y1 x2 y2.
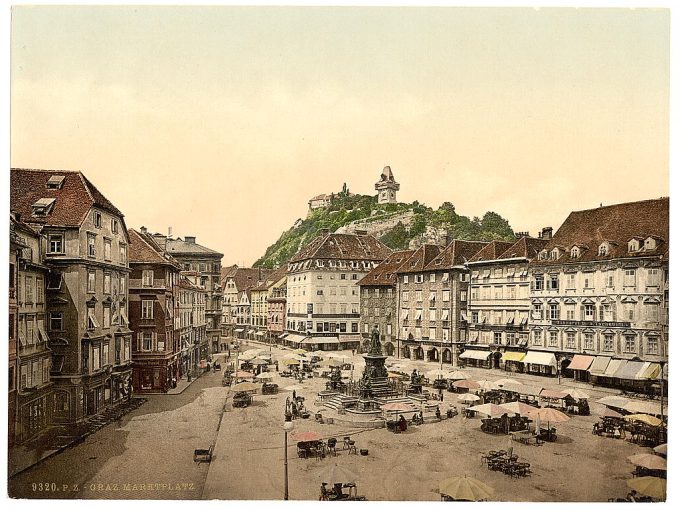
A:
613 360 646 380
638 363 662 380
604 358 626 377
567 354 595 371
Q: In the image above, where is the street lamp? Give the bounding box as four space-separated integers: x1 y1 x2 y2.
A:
283 419 294 500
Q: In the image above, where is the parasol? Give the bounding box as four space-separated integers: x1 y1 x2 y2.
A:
232 382 260 392
626 476 666 500
281 358 301 366
477 380 498 391
457 393 481 403
445 370 470 381
627 454 666 471
653 444 667 456
317 463 360 485
494 378 520 387
563 388 590 400
467 403 508 418
625 414 664 427
438 475 494 502
500 401 539 416
234 370 254 379
255 373 274 381
453 379 481 390
291 431 322 442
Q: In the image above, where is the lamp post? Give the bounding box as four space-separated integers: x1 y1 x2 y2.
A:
283 419 294 500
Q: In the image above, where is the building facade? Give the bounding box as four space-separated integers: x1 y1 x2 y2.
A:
396 240 486 366
358 249 414 356
10 168 133 425
166 236 222 357
12 215 54 443
221 267 269 340
9 217 20 446
528 198 669 386
464 237 547 371
128 228 182 393
286 231 392 350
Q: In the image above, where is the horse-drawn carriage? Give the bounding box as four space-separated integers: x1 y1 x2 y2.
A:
233 391 253 408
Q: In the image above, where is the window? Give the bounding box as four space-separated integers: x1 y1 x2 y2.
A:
403 275 409 284
442 290 450 302
429 327 436 339
415 274 424 284
624 335 636 353
570 247 580 258
566 273 575 289
628 239 639 252
603 334 614 352
141 300 154 319
157 339 165 351
25 276 34 303
104 239 112 260
429 273 436 283
566 332 576 349
494 332 502 344
142 332 152 351
533 275 544 291
624 303 635 321
48 233 64 254
88 234 96 257
471 311 478 323
119 276 125 295
548 331 558 347
94 211 102 228
646 268 660 287
584 304 594 320
352 274 358 280
26 317 35 344
460 290 467 301
111 219 118 233
415 290 422 301
142 270 154 287
549 304 559 320
92 346 101 370
647 337 659 355
533 330 542 345
442 272 449 282
607 272 615 288
119 244 127 263
36 277 44 303
103 306 111 328
506 332 515 346
645 303 659 322
103 274 111 294
548 275 559 290
87 271 96 293
471 287 479 301
624 269 636 287
584 333 594 350
598 243 609 256
532 303 543 319
507 286 516 299
566 305 575 320
351 322 358 333
87 306 99 330
442 329 449 341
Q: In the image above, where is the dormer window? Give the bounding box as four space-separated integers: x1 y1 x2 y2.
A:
550 248 561 260
570 246 580 259
32 198 56 216
598 243 609 256
644 237 658 251
628 239 640 252
46 175 65 189
538 249 548 261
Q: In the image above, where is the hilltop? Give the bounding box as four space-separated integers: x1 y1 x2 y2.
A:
253 190 516 268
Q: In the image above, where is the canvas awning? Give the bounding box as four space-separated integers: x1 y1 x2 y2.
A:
540 389 571 400
286 334 307 345
567 354 594 371
234 328 245 333
278 333 288 339
501 352 526 363
415 310 423 320
441 309 450 321
588 356 612 375
613 360 646 380
521 351 557 367
459 350 492 361
401 309 409 320
604 358 626 377
638 363 662 380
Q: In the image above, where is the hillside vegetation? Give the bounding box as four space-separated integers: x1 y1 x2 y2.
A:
254 189 516 268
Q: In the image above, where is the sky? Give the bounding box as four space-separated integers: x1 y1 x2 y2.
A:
10 6 670 266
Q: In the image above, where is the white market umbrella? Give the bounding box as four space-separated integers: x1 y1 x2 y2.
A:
457 393 481 403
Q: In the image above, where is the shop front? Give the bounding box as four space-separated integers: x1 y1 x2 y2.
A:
521 350 557 376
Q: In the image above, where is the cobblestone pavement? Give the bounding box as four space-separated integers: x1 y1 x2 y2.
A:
9 369 228 500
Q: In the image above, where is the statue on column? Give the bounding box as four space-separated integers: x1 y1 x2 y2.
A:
369 326 382 356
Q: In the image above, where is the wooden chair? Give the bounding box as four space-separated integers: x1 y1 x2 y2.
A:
347 440 357 455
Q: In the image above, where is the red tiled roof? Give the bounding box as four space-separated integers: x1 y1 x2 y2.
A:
530 198 669 266
290 233 391 263
396 244 441 274
423 239 488 270
11 168 125 227
221 264 239 281
128 229 181 268
468 240 515 263
357 249 414 286
226 267 273 293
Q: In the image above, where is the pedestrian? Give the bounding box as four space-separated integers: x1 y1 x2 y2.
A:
293 389 297 400
435 406 441 421
507 433 514 457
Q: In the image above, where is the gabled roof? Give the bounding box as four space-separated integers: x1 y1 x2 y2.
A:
128 229 181 268
179 275 200 290
166 237 223 257
396 245 441 274
424 239 488 270
221 264 239 281
468 240 515 263
358 250 414 286
497 236 549 260
290 232 391 263
225 267 273 293
531 197 669 266
10 168 124 227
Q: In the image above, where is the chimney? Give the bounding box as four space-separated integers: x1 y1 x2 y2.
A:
541 227 553 240
153 233 167 250
515 231 528 239
140 226 147 234
168 226 173 238
185 236 196 244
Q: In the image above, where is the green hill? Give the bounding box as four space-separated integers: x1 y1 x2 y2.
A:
253 189 516 268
